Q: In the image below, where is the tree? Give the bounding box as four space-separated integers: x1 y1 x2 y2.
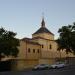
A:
0 28 19 61
57 22 75 54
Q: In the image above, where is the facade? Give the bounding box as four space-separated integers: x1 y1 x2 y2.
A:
15 18 74 70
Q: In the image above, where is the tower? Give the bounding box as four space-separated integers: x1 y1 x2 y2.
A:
32 17 54 40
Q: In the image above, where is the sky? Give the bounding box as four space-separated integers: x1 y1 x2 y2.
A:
0 0 75 39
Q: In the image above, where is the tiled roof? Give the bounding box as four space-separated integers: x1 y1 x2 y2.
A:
32 36 54 41
21 38 41 45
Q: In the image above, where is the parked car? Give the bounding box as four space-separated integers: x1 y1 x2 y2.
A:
50 62 66 69
32 64 50 70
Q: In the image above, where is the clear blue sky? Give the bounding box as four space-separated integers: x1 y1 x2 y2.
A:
0 0 75 39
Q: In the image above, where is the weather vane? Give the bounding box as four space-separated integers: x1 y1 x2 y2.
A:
42 12 44 19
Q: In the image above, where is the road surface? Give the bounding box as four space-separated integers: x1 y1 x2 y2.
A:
0 66 75 75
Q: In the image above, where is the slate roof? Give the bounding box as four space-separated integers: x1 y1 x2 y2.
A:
32 18 54 35
33 27 54 35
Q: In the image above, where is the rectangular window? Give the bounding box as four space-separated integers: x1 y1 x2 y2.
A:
37 49 39 53
33 49 35 53
42 45 44 48
49 44 52 49
28 48 30 53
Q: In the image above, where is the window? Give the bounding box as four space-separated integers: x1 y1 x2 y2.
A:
42 45 44 48
28 48 30 53
37 49 39 53
33 49 35 53
49 44 52 49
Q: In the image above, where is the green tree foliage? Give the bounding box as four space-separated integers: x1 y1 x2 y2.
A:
0 28 19 61
57 22 75 54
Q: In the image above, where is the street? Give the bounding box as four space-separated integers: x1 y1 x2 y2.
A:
0 66 75 75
